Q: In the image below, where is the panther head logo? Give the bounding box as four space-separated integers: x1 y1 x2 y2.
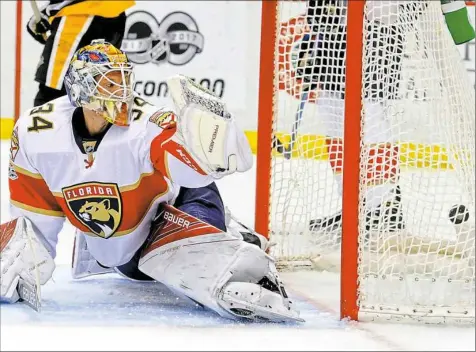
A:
78 199 121 239
62 183 123 239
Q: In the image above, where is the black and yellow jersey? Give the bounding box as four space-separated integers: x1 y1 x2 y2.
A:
43 0 135 19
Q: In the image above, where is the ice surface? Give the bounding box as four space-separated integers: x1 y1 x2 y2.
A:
0 141 474 351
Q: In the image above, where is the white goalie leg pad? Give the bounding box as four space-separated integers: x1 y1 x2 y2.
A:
214 246 304 323
72 232 115 279
138 204 303 322
0 217 55 302
167 74 253 179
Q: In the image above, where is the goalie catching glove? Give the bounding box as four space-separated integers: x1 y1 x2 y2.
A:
0 217 55 305
167 75 253 179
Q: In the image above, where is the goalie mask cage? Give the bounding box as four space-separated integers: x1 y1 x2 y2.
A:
256 0 475 324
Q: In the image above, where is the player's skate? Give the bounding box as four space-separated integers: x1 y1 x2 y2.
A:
309 186 405 241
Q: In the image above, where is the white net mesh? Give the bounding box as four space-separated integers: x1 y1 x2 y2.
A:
268 0 475 322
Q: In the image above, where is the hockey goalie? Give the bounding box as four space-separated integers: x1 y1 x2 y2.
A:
0 40 303 323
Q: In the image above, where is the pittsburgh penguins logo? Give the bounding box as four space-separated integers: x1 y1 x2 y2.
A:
63 183 122 239
121 10 204 66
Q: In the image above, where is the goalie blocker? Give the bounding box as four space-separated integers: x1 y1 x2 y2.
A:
136 203 303 323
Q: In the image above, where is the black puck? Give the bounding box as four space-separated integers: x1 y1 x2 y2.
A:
448 204 470 225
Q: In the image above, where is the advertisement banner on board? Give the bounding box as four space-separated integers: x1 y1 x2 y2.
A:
120 1 260 129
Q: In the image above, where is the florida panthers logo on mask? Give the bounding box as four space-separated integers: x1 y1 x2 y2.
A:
62 183 123 239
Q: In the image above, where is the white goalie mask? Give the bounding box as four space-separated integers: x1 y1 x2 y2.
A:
64 39 135 126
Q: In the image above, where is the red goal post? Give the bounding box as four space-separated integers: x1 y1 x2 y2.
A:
256 0 364 322
256 0 475 324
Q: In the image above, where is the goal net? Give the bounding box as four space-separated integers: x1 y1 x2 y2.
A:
255 0 475 323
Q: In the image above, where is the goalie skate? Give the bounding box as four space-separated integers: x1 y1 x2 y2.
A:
218 281 304 323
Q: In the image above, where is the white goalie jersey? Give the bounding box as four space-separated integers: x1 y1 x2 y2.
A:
8 94 219 268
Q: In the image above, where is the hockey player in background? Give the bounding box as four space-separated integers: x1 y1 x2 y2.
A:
302 0 474 238
27 0 135 107
299 0 409 236
0 40 302 323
